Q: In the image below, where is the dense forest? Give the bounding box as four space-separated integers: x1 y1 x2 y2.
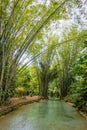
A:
0 0 87 113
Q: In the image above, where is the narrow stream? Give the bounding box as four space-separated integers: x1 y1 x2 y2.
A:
0 100 87 130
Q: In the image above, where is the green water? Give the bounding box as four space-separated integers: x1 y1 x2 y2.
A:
0 100 87 130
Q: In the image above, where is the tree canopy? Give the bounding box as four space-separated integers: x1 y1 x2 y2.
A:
0 0 87 109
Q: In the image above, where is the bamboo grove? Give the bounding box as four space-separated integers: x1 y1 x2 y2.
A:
0 0 87 107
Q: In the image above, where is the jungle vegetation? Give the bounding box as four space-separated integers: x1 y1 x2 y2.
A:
0 0 87 111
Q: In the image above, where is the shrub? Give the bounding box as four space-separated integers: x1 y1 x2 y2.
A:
15 87 25 97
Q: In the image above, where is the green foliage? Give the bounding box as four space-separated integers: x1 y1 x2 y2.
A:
1 0 68 102
0 0 87 104
48 79 59 97
28 66 39 96
14 67 31 88
15 87 26 97
69 46 87 111
0 89 14 104
13 66 39 96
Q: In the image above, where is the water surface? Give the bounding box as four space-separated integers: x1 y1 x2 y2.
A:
0 100 87 130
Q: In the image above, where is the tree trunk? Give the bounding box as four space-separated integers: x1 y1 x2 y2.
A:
40 78 48 99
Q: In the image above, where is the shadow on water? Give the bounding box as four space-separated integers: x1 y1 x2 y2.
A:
0 99 87 130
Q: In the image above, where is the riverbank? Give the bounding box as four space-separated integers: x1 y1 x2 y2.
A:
0 97 87 121
0 96 42 117
67 102 87 121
